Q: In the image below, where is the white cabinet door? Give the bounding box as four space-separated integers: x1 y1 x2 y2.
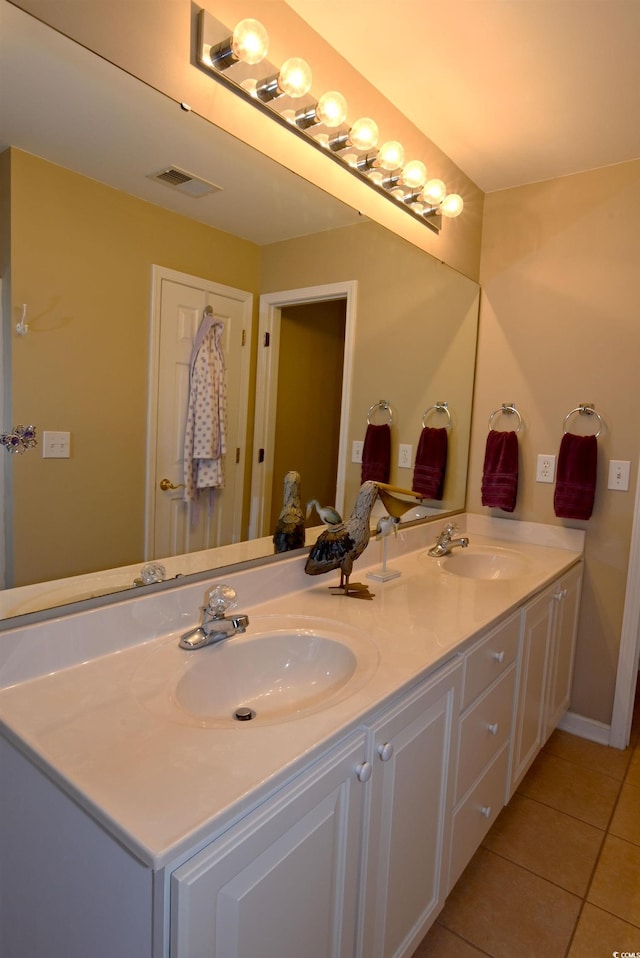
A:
509 585 554 795
360 659 463 958
170 731 366 958
544 563 582 740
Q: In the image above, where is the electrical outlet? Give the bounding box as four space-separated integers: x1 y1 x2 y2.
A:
352 440 363 464
398 443 413 469
536 454 556 483
608 460 631 491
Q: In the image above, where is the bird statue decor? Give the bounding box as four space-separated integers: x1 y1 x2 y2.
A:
306 499 343 527
304 481 379 598
273 470 306 554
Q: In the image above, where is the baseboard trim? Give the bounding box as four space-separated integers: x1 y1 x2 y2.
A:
557 710 612 747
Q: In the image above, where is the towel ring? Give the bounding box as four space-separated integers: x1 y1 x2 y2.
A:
563 404 602 438
367 400 394 426
488 403 522 433
422 402 452 430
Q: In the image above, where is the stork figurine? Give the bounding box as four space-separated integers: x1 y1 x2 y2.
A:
273 470 306 554
306 499 342 527
304 481 379 597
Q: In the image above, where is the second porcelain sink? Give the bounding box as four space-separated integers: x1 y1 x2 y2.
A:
441 545 531 580
132 615 380 727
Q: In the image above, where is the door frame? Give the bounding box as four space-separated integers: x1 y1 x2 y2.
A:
248 281 357 540
145 265 253 558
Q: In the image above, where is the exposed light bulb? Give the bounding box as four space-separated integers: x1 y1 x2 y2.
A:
377 140 405 172
231 19 269 65
278 57 312 98
315 91 348 128
348 117 379 151
440 193 464 218
421 179 446 205
401 160 427 190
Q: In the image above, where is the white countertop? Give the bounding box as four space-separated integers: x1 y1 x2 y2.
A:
0 517 583 869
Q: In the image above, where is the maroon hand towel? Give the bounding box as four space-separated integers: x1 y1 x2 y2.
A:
412 427 448 500
361 423 391 483
554 432 598 520
481 430 519 512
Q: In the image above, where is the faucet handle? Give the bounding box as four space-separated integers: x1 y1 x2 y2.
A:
206 584 238 617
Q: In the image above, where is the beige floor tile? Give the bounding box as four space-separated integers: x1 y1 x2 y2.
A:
626 748 640 788
518 751 621 828
544 728 632 781
568 903 640 958
411 922 486 957
482 793 604 896
588 834 640 926
610 781 640 846
438 847 581 958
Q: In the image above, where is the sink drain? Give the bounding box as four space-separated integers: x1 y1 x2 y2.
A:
234 706 256 722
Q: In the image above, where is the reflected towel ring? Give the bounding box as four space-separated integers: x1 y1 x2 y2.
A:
488 403 522 433
563 404 602 438
422 401 452 429
367 400 394 426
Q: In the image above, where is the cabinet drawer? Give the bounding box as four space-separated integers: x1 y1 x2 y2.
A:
462 612 520 710
455 664 516 804
448 745 509 893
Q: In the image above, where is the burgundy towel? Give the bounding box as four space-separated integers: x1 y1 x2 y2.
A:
361 423 391 483
481 430 519 512
554 432 598 520
412 427 448 500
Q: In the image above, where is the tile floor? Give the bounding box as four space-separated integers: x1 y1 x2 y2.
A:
413 691 640 957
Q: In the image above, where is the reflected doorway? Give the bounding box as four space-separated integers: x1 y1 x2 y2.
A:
249 281 357 540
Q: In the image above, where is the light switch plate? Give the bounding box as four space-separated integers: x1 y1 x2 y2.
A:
42 430 71 459
608 460 631 491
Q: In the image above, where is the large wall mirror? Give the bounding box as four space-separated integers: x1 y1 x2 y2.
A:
0 2 479 621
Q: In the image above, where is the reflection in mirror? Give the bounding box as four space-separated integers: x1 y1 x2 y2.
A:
0 2 479 622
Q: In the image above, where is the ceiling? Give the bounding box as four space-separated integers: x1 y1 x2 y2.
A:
0 0 361 245
286 0 640 193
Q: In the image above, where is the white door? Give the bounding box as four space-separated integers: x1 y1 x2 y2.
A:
146 267 252 560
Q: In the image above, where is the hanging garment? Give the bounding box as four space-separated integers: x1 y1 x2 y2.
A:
183 312 227 505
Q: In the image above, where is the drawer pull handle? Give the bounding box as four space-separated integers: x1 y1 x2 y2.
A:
492 650 505 663
356 762 373 783
488 722 499 736
480 805 492 819
377 742 394 762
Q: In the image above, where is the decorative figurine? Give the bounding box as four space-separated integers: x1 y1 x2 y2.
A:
273 470 306 554
305 499 343 527
304 480 380 597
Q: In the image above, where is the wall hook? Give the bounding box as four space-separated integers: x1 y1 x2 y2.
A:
15 304 28 336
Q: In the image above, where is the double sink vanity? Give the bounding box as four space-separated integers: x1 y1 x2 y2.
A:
0 514 584 958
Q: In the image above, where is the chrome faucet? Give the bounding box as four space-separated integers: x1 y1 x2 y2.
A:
428 523 470 557
179 584 249 650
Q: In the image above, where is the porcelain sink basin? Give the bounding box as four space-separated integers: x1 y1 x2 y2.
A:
441 545 531 580
132 615 379 727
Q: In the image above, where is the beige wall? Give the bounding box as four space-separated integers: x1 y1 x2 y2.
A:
468 159 640 725
261 221 480 514
7 149 261 585
12 0 484 281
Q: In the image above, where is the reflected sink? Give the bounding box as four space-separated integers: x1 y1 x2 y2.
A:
132 615 379 728
440 545 531 580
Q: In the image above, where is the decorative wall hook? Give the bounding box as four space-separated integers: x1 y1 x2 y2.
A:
15 304 29 336
1 425 37 454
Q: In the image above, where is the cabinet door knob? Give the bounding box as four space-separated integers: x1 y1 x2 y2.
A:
377 742 394 762
487 722 499 736
492 650 505 663
356 762 373 783
480 805 492 819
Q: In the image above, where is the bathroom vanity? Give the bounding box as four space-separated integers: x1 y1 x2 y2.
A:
0 516 584 958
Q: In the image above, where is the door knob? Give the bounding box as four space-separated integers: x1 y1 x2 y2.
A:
159 478 185 491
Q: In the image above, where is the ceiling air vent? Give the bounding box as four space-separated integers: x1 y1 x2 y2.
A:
148 166 222 199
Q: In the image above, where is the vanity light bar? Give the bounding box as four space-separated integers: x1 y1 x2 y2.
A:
196 9 464 235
